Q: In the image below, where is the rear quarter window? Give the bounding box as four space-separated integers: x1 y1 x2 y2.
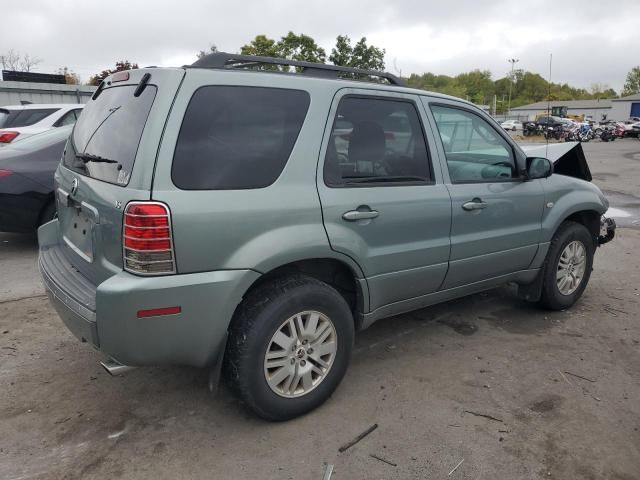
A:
171 86 310 190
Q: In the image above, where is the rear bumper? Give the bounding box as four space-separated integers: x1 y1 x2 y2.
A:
38 219 260 368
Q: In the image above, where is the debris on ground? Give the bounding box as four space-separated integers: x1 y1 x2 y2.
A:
463 410 504 423
338 424 378 452
369 453 397 467
448 458 464 476
564 371 596 383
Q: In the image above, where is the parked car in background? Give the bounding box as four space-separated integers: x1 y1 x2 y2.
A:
536 115 565 128
500 119 522 131
39 54 615 421
0 125 71 232
623 121 640 137
0 104 83 145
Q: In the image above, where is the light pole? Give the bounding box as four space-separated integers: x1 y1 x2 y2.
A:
507 58 519 117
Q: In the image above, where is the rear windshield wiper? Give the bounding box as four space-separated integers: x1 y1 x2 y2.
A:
75 153 118 164
343 175 428 184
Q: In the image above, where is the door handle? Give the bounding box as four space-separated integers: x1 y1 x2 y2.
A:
462 198 488 211
342 209 379 221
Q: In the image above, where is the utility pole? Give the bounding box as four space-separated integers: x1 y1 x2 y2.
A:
507 58 519 117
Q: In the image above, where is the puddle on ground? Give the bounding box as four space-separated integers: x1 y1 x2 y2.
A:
481 303 558 335
437 316 478 335
603 191 640 228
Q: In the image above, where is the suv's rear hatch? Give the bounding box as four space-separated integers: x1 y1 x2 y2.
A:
53 68 185 286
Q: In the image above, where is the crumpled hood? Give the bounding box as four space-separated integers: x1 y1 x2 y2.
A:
520 142 592 181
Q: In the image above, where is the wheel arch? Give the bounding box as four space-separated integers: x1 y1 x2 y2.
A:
232 256 368 334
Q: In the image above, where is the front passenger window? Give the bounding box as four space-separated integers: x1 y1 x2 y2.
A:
324 96 432 186
431 105 516 183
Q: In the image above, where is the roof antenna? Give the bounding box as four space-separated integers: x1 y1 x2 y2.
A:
546 53 552 159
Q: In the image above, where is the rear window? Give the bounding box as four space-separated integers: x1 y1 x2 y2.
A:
62 85 157 185
172 86 310 190
1 108 59 128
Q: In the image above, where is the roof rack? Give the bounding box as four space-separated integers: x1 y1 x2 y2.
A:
188 52 406 86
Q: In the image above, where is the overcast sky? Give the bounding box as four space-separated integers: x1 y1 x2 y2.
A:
2 0 639 91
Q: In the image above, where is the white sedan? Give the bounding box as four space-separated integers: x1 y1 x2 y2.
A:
0 103 84 145
500 120 523 131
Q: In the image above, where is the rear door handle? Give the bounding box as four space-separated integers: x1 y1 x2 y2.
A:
462 198 488 211
342 209 379 221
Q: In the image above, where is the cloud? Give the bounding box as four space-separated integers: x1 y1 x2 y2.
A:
1 0 638 90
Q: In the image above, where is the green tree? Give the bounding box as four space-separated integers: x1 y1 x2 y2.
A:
329 35 385 70
622 66 640 96
88 60 139 86
453 69 494 104
277 32 326 63
240 35 280 58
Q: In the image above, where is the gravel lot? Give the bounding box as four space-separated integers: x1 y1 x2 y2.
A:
1 139 639 480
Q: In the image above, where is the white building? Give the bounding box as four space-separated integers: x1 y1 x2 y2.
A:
510 99 613 121
0 81 96 106
609 93 640 120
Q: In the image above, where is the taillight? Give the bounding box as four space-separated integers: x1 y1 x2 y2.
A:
123 202 176 275
0 169 12 178
0 131 19 143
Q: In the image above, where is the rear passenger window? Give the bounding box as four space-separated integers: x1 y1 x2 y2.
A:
324 96 432 186
172 86 310 190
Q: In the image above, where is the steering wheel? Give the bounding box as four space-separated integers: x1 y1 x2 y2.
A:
481 162 513 179
492 161 513 169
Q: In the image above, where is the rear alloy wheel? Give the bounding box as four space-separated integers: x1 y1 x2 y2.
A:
225 275 354 421
539 221 594 310
264 311 337 398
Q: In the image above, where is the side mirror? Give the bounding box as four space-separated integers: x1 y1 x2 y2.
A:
525 157 553 180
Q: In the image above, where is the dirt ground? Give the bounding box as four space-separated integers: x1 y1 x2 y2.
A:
1 140 639 480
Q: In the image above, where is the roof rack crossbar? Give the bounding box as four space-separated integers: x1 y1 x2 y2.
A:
188 52 406 86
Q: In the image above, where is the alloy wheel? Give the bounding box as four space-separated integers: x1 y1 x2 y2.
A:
264 311 338 398
556 240 587 295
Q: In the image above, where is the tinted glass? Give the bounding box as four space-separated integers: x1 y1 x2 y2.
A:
324 97 431 186
431 105 515 183
63 85 157 185
1 108 59 127
0 109 8 128
172 86 310 190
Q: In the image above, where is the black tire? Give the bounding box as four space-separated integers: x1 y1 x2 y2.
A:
224 274 354 421
539 221 594 310
39 201 57 226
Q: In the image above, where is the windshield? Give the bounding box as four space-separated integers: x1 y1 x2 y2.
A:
62 85 157 185
0 108 59 128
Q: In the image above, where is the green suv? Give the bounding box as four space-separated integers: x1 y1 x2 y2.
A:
39 53 615 420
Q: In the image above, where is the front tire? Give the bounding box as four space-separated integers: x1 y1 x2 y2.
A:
224 275 354 421
539 221 594 310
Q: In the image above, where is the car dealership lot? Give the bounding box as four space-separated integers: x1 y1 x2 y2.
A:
1 140 639 479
